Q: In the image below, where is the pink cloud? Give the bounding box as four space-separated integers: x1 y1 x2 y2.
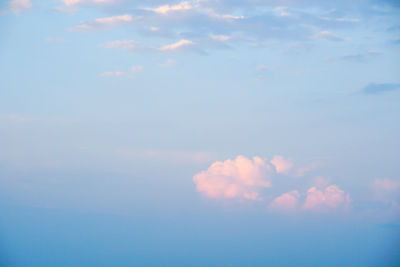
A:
371 178 400 203
302 185 351 212
193 155 272 200
270 155 317 177
269 190 300 212
270 155 294 175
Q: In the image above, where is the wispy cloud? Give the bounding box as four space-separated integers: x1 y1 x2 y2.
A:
70 14 133 31
158 59 176 67
372 178 400 204
100 71 124 77
339 51 381 62
314 31 350 41
362 83 400 94
8 0 32 13
103 40 136 51
100 65 143 78
61 0 114 7
131 65 143 72
210 35 231 42
145 1 192 14
159 39 195 51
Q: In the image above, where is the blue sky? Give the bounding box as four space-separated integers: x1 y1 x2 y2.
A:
0 0 400 266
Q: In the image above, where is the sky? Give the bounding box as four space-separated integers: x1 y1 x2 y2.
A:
0 0 400 266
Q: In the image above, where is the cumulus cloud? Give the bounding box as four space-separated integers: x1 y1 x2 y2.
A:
269 184 351 213
269 190 300 212
193 155 272 200
302 185 351 212
362 83 400 94
159 39 195 51
8 0 32 13
70 14 133 31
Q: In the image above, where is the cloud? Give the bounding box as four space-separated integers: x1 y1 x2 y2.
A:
302 185 351 212
158 59 176 67
314 31 349 41
146 1 192 14
269 184 351 213
100 71 124 76
70 14 133 31
159 39 195 51
362 83 400 94
61 0 114 6
339 51 381 62
372 178 400 204
270 155 294 175
269 190 300 212
270 155 317 177
210 35 231 41
8 0 32 13
193 155 272 200
131 65 143 72
103 40 135 51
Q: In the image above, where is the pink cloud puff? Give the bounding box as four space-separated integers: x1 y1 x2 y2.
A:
193 155 272 200
302 185 351 212
268 190 300 212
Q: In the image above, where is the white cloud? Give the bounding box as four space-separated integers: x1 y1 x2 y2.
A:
103 40 135 51
8 0 32 13
314 31 350 41
70 14 133 31
146 1 192 14
202 7 245 20
100 71 124 76
210 35 231 41
193 155 272 200
159 39 195 51
61 0 114 6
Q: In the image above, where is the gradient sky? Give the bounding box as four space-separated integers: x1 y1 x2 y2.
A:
1 0 400 266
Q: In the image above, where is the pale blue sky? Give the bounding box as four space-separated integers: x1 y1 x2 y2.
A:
0 0 400 266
